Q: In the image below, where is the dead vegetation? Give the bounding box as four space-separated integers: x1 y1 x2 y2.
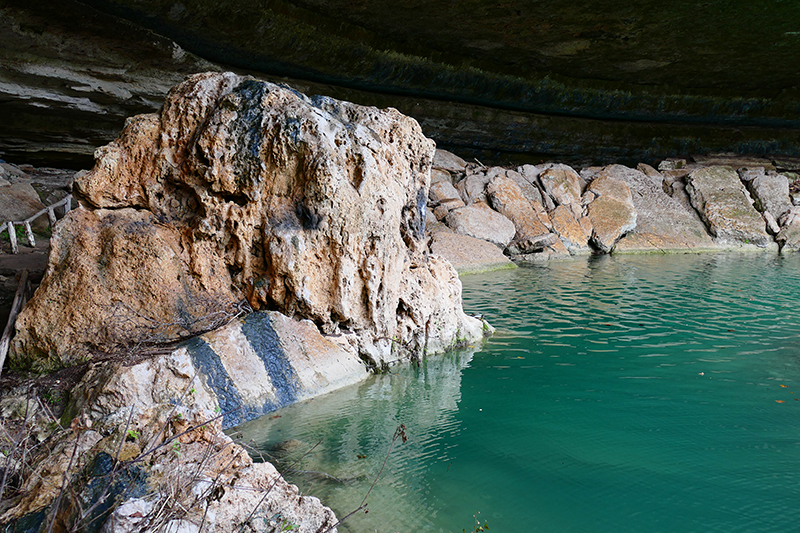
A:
0 375 405 532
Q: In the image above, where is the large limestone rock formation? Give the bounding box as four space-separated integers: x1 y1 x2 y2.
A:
10 72 484 371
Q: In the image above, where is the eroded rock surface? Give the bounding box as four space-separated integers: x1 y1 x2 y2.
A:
11 72 484 370
603 165 716 252
749 172 791 219
487 174 554 253
686 166 773 248
585 173 637 252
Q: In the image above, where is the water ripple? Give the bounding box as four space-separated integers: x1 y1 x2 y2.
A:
234 254 800 533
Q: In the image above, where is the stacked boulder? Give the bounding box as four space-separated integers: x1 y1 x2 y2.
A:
426 151 800 267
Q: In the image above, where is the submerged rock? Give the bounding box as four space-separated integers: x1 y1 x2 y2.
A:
11 72 485 370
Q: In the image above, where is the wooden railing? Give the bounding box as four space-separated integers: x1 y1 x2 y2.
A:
0 269 31 376
2 194 73 253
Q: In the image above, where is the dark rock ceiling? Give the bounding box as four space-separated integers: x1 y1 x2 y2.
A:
2 0 800 167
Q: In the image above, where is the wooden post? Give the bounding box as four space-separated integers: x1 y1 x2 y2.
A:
47 207 57 227
0 269 30 377
63 196 72 215
23 222 35 248
8 222 18 254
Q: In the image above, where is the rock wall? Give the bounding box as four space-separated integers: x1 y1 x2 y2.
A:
5 1 800 169
10 72 485 372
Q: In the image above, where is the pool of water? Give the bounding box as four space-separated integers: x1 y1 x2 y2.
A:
233 253 800 533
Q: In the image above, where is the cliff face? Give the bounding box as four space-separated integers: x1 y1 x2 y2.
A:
10 72 484 371
2 0 800 168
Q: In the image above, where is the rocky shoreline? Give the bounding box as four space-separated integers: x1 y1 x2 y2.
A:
425 151 800 274
1 72 799 531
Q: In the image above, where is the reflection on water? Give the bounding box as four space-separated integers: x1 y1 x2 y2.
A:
234 348 478 532
234 253 800 533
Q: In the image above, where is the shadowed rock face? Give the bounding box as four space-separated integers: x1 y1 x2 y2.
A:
2 0 800 166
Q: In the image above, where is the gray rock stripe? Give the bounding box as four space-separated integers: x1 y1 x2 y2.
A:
241 312 300 410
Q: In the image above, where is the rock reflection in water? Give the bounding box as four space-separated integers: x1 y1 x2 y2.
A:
233 347 479 532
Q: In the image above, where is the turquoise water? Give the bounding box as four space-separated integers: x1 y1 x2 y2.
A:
234 253 800 533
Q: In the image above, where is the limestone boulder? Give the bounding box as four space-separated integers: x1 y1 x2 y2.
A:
777 207 800 252
445 201 516 248
0 182 48 232
0 163 31 183
636 162 662 180
539 165 583 212
429 180 462 204
433 149 467 173
456 166 507 205
549 204 591 254
685 166 773 247
11 72 484 370
430 168 453 185
429 230 515 274
519 163 583 212
433 198 465 220
584 173 637 253
749 172 791 218
764 211 780 235
599 165 716 252
506 168 545 206
486 174 553 253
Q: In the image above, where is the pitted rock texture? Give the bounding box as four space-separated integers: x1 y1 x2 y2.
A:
11 72 483 370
